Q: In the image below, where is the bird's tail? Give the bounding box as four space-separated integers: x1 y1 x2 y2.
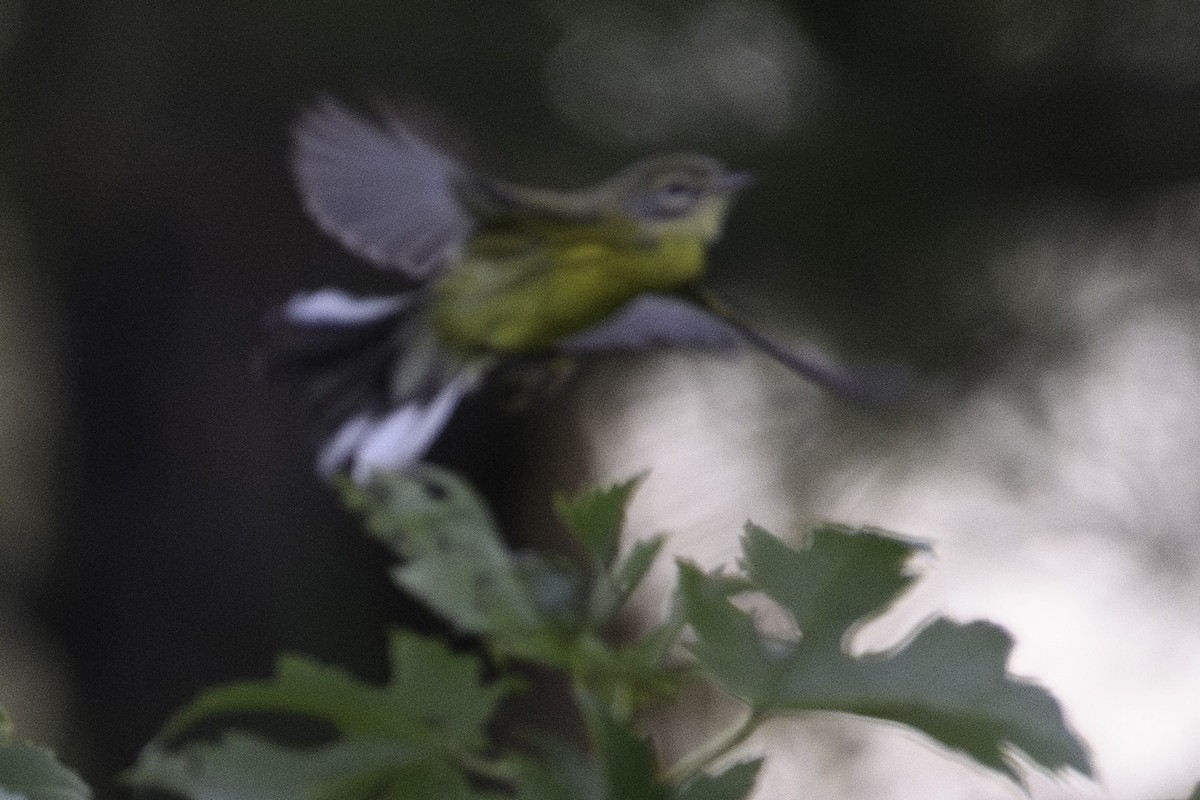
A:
262 288 480 483
689 286 915 407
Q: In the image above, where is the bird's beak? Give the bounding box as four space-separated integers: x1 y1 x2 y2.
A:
721 169 756 193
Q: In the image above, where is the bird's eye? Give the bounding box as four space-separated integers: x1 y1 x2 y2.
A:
649 181 701 217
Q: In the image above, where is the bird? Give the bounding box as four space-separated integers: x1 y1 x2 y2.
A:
267 98 910 485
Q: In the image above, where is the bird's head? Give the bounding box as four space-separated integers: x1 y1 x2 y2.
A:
609 153 754 243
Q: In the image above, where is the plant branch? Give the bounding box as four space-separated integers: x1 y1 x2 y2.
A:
662 707 762 785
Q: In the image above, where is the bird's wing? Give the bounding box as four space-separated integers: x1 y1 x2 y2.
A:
292 98 476 278
473 180 608 222
731 323 916 406
556 294 741 353
560 292 915 406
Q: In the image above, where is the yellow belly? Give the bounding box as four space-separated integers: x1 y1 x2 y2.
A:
431 227 705 354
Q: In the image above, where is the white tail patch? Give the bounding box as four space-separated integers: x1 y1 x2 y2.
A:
284 289 408 326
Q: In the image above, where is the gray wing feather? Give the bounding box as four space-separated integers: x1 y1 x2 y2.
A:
292 98 475 278
560 293 915 406
557 295 740 353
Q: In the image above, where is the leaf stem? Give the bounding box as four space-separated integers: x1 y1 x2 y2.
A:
663 707 762 785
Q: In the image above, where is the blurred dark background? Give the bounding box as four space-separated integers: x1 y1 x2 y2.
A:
4 1 1200 797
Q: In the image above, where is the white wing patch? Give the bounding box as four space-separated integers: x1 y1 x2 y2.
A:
283 289 410 326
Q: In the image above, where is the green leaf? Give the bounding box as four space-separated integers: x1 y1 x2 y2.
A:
778 619 1090 780
742 524 918 648
506 706 668 800
345 468 669 682
508 739 617 800
159 629 513 755
0 741 91 800
506 757 585 800
681 523 1093 783
673 759 762 800
609 616 692 704
341 466 498 557
383 632 518 751
610 535 665 608
676 562 777 703
128 733 473 800
583 534 666 628
555 476 643 568
593 706 669 800
346 466 543 637
509 553 588 628
391 550 542 638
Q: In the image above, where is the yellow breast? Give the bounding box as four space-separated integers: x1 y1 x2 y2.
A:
430 221 706 354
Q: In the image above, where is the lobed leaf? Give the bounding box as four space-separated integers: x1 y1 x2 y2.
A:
507 704 670 800
0 706 90 800
681 523 1093 783
342 466 499 560
347 466 543 637
677 562 778 703
673 759 763 800
772 618 1092 781
555 476 644 568
741 524 919 648
159 629 513 755
0 742 91 800
609 535 666 610
128 733 472 800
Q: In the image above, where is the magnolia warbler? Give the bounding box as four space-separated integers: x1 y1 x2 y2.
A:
268 99 910 483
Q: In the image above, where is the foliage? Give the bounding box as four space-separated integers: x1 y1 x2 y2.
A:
127 465 1097 799
0 706 91 800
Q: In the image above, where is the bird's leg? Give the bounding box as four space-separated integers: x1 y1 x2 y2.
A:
500 355 578 411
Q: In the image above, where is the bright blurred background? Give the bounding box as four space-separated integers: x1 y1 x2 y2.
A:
2 1 1200 798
